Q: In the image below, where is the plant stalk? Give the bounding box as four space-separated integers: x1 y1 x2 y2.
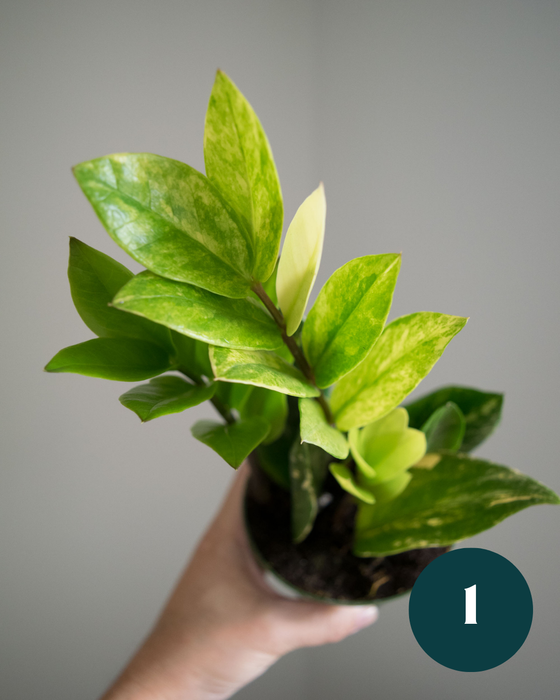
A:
252 282 334 424
179 368 235 424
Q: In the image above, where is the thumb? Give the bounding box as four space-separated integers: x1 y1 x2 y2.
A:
271 601 379 651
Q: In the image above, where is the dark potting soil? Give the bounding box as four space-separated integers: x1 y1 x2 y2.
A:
245 464 449 602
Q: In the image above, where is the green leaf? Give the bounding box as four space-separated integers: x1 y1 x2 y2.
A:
204 70 283 283
349 407 409 479
215 381 254 412
113 271 283 351
73 153 253 298
256 442 291 489
191 417 270 469
367 471 412 505
68 238 173 351
421 402 466 451
332 313 468 431
406 386 503 452
353 452 560 556
240 387 288 444
44 338 173 381
119 376 215 422
329 463 375 504
210 347 320 398
255 396 300 489
276 184 326 336
302 254 401 388
299 398 349 459
290 441 330 543
171 331 212 382
349 408 426 484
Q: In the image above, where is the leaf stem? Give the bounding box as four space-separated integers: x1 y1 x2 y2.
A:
252 281 334 425
178 368 235 424
209 394 236 425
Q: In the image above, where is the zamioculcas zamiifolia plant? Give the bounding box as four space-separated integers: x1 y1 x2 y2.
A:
46 71 559 603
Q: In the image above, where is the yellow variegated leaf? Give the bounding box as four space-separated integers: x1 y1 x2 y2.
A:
276 184 326 336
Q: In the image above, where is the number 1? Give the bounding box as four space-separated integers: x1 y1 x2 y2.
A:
464 584 477 624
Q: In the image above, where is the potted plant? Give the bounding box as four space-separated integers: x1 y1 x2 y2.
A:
45 71 559 605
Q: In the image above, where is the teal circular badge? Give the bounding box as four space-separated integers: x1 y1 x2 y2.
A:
408 548 533 671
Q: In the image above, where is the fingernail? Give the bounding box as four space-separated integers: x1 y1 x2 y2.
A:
353 605 379 632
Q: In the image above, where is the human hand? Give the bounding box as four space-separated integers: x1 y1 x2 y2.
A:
101 464 378 700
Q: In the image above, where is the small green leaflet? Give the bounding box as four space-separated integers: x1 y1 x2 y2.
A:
119 376 215 422
299 398 349 459
276 184 326 336
73 153 253 298
290 441 330 543
44 338 173 381
191 417 270 469
302 254 401 388
353 452 560 556
366 471 412 505
332 312 468 431
210 347 319 398
349 408 426 485
421 402 466 451
68 237 173 351
329 463 375 504
113 271 283 351
406 386 503 452
204 70 283 284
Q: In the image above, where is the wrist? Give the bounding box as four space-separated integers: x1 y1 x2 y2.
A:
100 620 228 700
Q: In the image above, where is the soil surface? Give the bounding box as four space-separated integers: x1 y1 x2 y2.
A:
245 463 449 602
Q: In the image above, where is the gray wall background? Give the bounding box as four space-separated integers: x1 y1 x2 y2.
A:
1 1 559 698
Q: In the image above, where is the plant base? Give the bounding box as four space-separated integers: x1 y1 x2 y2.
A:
244 460 449 604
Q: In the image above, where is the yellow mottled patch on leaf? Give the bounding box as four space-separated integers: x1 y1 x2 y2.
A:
414 453 442 469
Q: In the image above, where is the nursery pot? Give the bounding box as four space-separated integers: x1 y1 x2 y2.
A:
244 454 449 605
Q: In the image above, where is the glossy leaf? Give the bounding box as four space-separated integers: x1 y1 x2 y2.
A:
303 254 401 388
240 387 288 444
290 441 330 543
349 408 426 484
73 153 253 298
204 70 283 283
406 386 503 452
354 452 560 556
210 347 319 398
329 463 375 504
421 402 466 452
119 376 215 422
44 338 173 381
367 471 412 505
332 313 468 431
113 271 283 350
349 407 408 479
171 331 212 382
299 398 349 459
68 238 173 351
276 184 326 336
191 416 270 469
